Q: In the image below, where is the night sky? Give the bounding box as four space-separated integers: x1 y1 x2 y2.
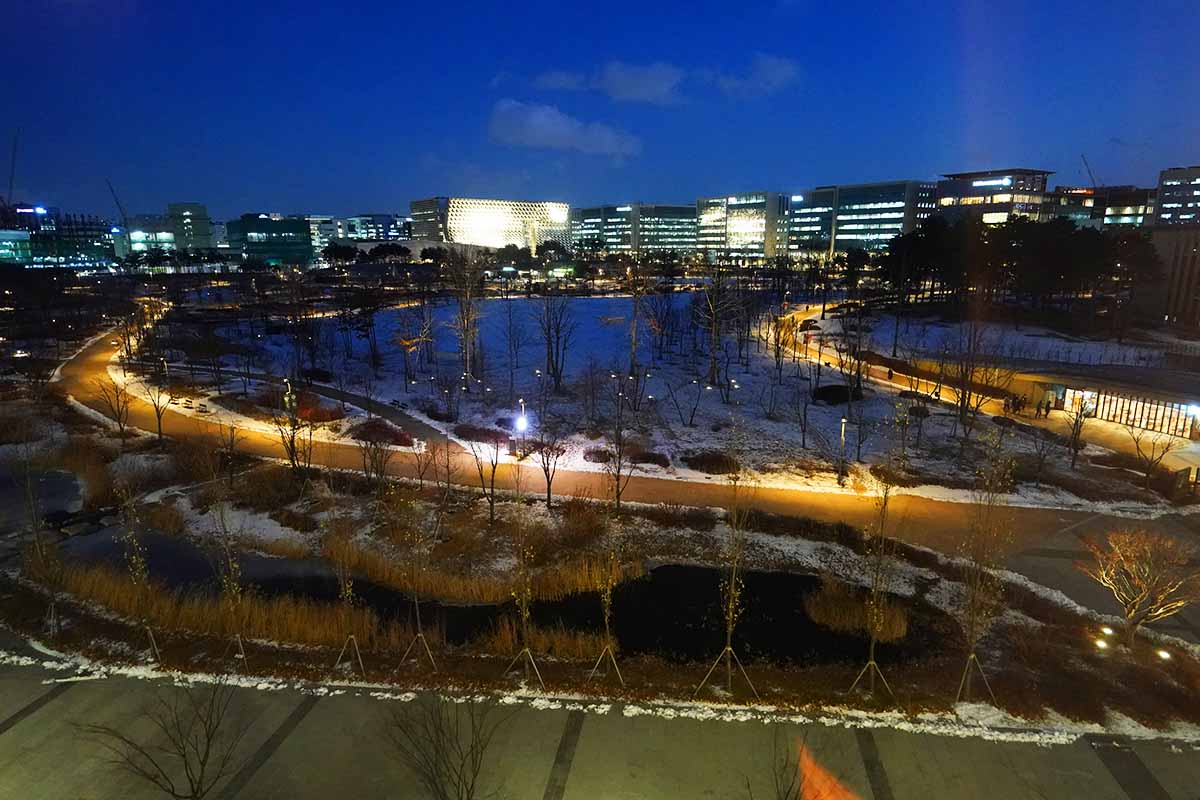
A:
8 0 1199 221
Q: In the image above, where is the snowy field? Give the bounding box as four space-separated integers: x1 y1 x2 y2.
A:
868 313 1166 367
191 294 1187 513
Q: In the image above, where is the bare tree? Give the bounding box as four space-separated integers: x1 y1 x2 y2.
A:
1078 529 1200 645
410 441 437 489
80 679 249 800
501 294 528 404
602 373 637 510
954 434 1013 702
431 441 460 504
696 262 740 384
696 467 758 699
467 434 504 524
1126 425 1182 491
381 696 510 800
1028 427 1059 486
139 379 174 442
849 469 905 697
535 295 577 392
446 254 485 383
1064 403 1090 470
357 430 395 489
95 376 132 437
588 526 623 686
271 397 314 477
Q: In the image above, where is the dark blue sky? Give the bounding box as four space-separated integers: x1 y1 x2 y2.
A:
8 0 1199 221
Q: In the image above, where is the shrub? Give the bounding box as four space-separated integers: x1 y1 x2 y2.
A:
269 508 320 533
682 450 739 475
139 502 186 536
628 446 669 468
349 418 413 447
623 503 718 532
452 424 508 445
583 447 610 464
172 437 220 483
231 465 304 512
557 494 607 551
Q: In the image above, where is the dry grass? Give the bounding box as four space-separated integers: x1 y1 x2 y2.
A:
139 502 186 536
172 437 220 483
269 508 320 533
60 563 420 650
804 579 909 643
231 465 305 512
478 616 609 661
236 536 313 560
51 436 118 510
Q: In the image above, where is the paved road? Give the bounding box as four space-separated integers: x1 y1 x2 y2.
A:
1 632 1198 800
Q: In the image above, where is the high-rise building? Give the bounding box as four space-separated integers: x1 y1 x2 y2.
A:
935 168 1052 224
225 213 313 265
166 203 214 251
410 197 449 241
787 181 935 254
294 214 341 257
410 197 570 251
1149 227 1200 329
1 204 116 268
1154 166 1200 226
569 203 696 256
117 214 176 258
1040 186 1157 228
696 192 788 263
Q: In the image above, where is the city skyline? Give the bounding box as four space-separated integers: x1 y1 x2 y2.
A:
8 0 1200 220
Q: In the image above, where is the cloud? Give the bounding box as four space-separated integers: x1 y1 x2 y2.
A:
533 61 685 105
488 99 641 158
713 53 799 96
533 70 587 91
594 61 685 104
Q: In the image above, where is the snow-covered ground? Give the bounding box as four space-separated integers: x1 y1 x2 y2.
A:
203 295 1181 515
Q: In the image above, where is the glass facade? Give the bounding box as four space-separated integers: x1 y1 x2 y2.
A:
788 181 935 253
936 169 1052 224
226 213 314 265
695 192 787 262
569 203 696 256
1063 387 1199 440
343 213 408 240
1155 166 1200 226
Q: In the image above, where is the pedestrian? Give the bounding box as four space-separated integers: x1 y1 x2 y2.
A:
886 368 893 381
1003 397 1011 414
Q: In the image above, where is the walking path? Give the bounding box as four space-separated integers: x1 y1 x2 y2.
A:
58 332 1200 641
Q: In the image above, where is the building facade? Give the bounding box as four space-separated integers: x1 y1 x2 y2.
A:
1154 166 1200 226
787 181 935 254
569 203 696 256
411 197 570 251
935 168 1052 224
166 203 214 251
1040 186 1157 228
1150 227 1200 329
226 213 313 265
696 192 788 263
1 204 116 268
343 213 409 240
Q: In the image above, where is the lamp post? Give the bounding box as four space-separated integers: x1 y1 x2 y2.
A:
840 416 847 462
516 396 528 455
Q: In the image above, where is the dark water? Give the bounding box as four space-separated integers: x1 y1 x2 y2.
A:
63 530 946 666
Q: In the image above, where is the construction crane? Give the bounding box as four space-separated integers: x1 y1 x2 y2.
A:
105 178 129 228
4 130 17 209
1081 154 1101 189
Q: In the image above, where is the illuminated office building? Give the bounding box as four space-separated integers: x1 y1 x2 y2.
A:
166 203 214 251
410 197 570 250
343 213 409 240
1154 166 1200 226
935 168 1052 224
570 203 696 256
2 204 116 268
696 192 788 263
226 213 313 265
788 181 935 254
1041 186 1156 228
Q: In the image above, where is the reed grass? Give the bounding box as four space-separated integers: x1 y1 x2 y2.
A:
60 563 421 650
477 616 610 661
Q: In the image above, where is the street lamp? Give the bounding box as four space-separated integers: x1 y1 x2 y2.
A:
840 416 847 461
